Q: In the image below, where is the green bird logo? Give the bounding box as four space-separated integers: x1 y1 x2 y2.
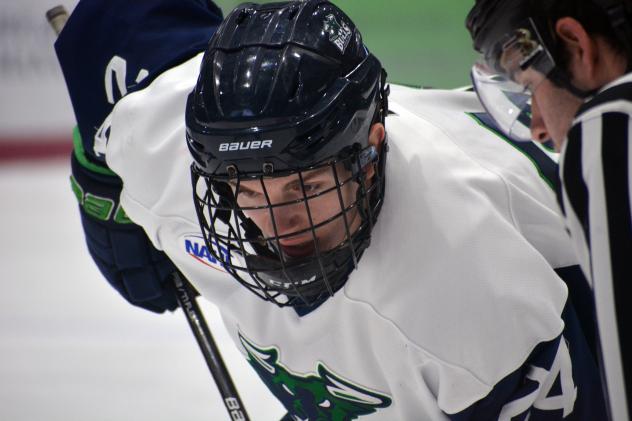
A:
239 333 392 420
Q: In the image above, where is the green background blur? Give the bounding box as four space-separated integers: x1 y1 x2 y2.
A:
212 0 477 88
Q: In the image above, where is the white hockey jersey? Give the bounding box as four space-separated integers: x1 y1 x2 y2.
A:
106 54 586 420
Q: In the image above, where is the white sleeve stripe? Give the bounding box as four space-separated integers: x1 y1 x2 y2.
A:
563 111 632 421
598 111 632 421
559 123 592 279
585 114 626 421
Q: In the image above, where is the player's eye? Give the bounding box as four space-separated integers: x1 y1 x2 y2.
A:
299 183 322 194
238 189 262 199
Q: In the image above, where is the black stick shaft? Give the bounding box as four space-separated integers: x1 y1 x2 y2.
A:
173 272 250 421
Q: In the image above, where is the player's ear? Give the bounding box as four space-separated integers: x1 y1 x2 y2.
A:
369 123 385 150
365 123 385 181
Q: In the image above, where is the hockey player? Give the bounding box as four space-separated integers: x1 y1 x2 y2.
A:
57 0 607 419
467 1 632 419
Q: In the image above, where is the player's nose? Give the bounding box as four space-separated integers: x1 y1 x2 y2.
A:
272 201 306 236
530 96 550 143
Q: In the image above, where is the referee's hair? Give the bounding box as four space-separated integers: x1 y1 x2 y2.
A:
529 0 632 66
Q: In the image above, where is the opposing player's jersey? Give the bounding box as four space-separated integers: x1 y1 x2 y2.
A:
105 55 605 419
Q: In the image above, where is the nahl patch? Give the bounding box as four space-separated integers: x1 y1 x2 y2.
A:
323 13 352 53
183 235 227 272
219 140 273 152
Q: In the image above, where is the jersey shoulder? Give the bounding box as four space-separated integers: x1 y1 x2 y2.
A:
346 90 570 413
388 85 550 180
105 54 204 246
387 85 576 269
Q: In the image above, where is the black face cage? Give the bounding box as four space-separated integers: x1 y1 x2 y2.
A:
190 145 386 307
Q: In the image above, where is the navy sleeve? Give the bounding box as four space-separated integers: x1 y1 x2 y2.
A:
55 0 223 164
448 302 607 420
55 0 223 312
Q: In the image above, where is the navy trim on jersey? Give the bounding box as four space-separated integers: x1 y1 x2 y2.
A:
554 266 597 361
468 112 559 190
448 302 606 420
601 112 632 412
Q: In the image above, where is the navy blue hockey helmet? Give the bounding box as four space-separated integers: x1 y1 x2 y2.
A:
186 0 389 307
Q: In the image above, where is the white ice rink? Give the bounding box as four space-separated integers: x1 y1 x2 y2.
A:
0 159 285 421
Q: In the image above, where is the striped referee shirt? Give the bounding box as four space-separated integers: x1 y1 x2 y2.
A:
558 72 632 421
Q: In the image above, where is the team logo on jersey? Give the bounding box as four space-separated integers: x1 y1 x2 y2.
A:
323 14 352 53
183 235 227 272
239 333 392 420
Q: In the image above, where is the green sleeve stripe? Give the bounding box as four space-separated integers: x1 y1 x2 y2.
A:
113 204 132 224
72 126 116 176
69 175 84 205
466 112 556 190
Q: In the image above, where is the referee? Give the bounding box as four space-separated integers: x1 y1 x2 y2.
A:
466 0 632 420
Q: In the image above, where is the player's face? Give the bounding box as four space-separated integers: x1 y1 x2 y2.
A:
506 63 582 151
516 70 583 151
233 164 363 258
230 123 384 259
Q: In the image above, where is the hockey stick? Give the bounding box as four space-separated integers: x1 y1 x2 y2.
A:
46 6 250 420
172 272 250 421
45 5 68 35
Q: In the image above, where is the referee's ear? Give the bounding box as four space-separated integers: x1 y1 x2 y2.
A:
555 17 627 90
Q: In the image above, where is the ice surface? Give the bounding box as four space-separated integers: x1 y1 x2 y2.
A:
0 159 285 421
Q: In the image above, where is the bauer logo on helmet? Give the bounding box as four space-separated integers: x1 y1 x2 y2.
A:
218 140 273 152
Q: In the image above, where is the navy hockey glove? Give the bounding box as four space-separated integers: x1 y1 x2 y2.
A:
70 131 179 313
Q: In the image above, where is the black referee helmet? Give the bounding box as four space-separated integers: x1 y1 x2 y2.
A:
464 0 632 141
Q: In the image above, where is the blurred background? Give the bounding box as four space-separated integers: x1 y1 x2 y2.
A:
0 0 476 158
0 1 476 420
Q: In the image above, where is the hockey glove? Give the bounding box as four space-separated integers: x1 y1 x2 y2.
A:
70 130 179 313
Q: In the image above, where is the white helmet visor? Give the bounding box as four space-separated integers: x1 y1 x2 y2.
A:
471 18 555 142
